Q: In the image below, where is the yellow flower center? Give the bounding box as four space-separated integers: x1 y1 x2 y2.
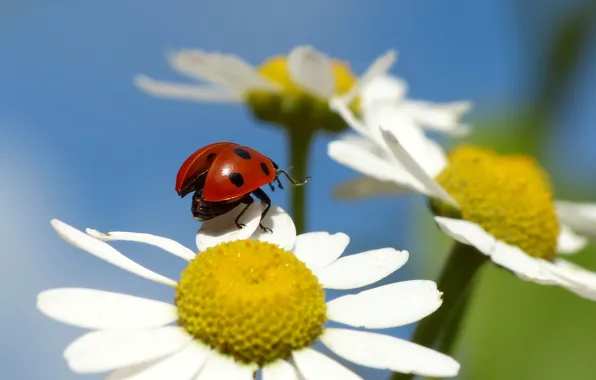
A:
243 55 359 134
430 145 559 260
175 240 327 366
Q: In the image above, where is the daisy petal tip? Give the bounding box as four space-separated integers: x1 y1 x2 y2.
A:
382 49 398 65
557 224 589 254
133 74 154 87
50 218 67 230
455 100 473 113
399 249 410 261
50 219 82 240
85 228 107 240
333 232 351 246
35 291 49 313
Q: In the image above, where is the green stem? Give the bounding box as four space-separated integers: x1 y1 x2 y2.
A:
391 242 488 380
287 128 314 234
436 282 474 355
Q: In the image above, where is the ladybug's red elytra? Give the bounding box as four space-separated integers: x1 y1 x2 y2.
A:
175 142 310 232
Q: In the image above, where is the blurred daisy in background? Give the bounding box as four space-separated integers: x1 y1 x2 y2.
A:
328 74 471 199
330 95 596 300
135 46 396 134
38 204 460 379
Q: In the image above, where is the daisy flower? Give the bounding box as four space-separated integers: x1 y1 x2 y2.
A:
37 203 460 379
328 74 471 198
134 46 396 133
330 99 596 300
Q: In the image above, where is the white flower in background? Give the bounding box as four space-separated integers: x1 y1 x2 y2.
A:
328 74 471 198
135 45 394 105
134 46 396 134
38 204 460 379
330 100 596 300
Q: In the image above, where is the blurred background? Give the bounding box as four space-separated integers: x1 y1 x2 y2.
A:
2 0 596 379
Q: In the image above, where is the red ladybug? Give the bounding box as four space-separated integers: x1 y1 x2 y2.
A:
175 142 309 232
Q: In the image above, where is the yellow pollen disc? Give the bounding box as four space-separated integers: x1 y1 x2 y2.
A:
175 240 327 365
431 145 559 260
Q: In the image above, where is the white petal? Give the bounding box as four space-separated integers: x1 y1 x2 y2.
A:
490 241 558 284
196 203 261 252
216 53 278 92
167 50 275 92
556 200 596 238
262 361 298 380
333 176 410 199
106 362 160 380
340 50 398 105
329 97 371 136
315 249 408 290
380 128 457 207
413 136 450 178
51 220 176 287
361 74 407 110
292 348 362 380
546 259 596 300
433 217 496 255
195 352 256 380
292 232 349 271
64 326 192 374
326 280 442 328
167 50 235 87
432 218 559 284
250 206 296 250
37 288 177 330
108 342 210 380
365 103 449 177
328 137 421 191
134 76 242 102
321 328 460 377
288 46 335 98
557 224 588 254
403 100 472 136
86 228 195 261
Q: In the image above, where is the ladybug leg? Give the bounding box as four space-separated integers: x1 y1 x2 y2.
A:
251 188 272 233
234 196 254 229
268 182 276 192
276 169 310 186
275 177 284 190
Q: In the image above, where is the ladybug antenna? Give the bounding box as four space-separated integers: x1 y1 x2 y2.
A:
276 169 310 186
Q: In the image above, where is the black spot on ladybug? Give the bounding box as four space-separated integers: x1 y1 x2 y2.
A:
260 162 270 176
271 160 279 169
228 172 244 187
233 148 251 160
207 153 217 161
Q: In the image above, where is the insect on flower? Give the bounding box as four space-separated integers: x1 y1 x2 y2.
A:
175 142 310 232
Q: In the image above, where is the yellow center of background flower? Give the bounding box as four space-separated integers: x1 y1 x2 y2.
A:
430 145 559 260
243 55 359 134
175 240 327 365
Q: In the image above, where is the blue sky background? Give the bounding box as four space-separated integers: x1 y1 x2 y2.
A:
1 1 596 379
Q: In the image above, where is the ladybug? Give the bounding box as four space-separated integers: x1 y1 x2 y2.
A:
175 142 310 232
